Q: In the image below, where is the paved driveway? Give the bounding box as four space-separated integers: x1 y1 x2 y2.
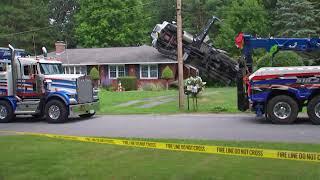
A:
0 114 319 144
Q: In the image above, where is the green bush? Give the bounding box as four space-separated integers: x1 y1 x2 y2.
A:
161 66 174 79
257 51 304 69
117 76 137 91
139 83 164 91
89 67 100 80
161 66 174 90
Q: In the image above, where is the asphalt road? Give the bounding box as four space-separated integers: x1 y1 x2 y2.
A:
0 114 319 144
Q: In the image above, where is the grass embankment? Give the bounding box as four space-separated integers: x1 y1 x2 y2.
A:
98 87 238 114
0 135 319 179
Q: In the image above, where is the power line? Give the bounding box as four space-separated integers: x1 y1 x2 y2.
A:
0 25 58 38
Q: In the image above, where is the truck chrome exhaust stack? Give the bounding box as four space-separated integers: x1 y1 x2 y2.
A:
8 44 17 97
42 47 47 57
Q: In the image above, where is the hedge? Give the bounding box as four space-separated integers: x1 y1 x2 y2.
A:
117 76 137 91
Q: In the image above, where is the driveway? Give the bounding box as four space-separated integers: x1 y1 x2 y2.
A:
0 114 319 144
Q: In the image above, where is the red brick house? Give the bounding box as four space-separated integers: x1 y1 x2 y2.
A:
48 42 198 89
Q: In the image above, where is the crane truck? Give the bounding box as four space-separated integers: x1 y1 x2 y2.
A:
151 17 320 124
0 45 99 123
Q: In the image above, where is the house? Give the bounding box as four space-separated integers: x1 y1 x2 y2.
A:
48 42 198 89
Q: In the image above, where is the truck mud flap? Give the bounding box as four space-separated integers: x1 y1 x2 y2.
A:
237 57 249 111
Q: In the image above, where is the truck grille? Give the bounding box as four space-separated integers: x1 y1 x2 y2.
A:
77 76 93 103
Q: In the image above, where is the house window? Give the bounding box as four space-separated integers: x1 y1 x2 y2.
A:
140 64 158 79
63 66 87 75
109 65 125 79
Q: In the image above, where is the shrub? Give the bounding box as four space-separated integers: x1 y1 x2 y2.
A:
161 66 174 90
139 82 164 91
117 76 137 91
89 67 100 80
257 51 304 69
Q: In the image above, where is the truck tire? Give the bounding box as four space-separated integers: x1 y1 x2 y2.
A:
0 100 14 123
266 95 298 124
45 100 68 123
307 95 320 125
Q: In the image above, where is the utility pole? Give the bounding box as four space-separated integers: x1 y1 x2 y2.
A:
176 0 184 109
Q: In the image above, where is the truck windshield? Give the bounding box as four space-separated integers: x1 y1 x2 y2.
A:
40 63 64 75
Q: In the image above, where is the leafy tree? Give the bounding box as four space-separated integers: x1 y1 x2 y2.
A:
273 0 320 37
257 51 304 69
89 67 100 80
183 0 230 33
75 0 150 47
48 0 79 48
0 0 55 54
214 0 270 55
145 0 175 25
161 66 174 90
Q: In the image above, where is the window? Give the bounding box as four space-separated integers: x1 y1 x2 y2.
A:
40 63 64 75
109 65 125 79
140 64 158 79
63 66 87 74
0 63 6 72
70 66 74 74
23 65 30 75
75 66 81 74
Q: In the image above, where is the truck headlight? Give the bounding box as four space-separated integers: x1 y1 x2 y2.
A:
68 94 77 104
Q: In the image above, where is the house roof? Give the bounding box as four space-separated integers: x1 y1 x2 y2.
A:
48 45 177 65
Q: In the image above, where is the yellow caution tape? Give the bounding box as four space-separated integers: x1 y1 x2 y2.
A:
1 130 319 163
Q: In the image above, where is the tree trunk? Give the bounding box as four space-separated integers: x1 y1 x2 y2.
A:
166 80 169 90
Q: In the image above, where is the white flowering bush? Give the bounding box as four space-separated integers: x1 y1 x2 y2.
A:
184 76 206 95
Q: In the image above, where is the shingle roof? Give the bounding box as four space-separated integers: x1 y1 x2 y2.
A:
47 45 177 65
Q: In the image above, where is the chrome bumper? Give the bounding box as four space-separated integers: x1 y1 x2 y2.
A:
69 101 99 117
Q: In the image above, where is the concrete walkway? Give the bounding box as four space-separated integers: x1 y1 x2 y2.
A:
115 95 175 108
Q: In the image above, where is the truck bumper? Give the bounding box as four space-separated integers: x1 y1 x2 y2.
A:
69 101 99 117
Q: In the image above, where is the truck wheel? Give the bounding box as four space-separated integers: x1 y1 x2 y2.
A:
0 100 14 123
307 95 320 125
79 112 95 118
45 100 68 123
267 95 298 124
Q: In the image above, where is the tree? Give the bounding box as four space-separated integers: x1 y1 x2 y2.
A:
0 0 55 54
183 0 230 33
161 66 174 90
214 0 270 55
89 67 100 87
75 0 150 47
89 67 100 80
257 51 304 69
273 0 320 37
48 0 79 48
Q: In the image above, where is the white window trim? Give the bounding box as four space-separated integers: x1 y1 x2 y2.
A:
140 64 158 79
108 65 125 79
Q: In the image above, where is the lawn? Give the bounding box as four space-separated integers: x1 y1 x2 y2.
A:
0 135 319 179
98 87 238 114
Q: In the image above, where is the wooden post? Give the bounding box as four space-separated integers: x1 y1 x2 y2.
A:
176 0 184 109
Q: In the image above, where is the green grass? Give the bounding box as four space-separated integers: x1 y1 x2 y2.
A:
98 87 238 114
0 135 319 180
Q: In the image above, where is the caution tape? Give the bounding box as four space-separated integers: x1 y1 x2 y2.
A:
1 130 320 163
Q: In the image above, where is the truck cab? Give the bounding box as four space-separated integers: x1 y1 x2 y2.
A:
0 46 99 123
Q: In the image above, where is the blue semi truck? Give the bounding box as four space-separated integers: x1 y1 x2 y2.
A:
0 45 99 123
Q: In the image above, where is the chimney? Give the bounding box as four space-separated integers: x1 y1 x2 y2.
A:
55 41 66 54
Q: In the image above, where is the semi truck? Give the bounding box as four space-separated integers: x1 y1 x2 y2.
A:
0 45 99 123
151 17 320 124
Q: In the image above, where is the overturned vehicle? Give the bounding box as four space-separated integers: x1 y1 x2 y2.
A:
151 16 238 84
